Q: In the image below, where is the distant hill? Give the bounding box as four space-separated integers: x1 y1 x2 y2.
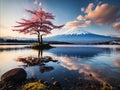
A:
0 38 37 44
0 38 4 42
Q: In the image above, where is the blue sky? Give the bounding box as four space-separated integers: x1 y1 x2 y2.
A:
0 0 120 38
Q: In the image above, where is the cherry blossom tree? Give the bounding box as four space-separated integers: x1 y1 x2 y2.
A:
13 3 64 45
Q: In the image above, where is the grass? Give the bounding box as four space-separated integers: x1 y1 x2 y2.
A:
22 82 48 90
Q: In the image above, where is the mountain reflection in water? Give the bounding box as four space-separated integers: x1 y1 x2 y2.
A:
0 45 120 89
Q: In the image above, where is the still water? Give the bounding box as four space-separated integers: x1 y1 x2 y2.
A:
0 45 120 89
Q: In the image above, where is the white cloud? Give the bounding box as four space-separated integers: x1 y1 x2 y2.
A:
81 7 85 12
34 0 39 5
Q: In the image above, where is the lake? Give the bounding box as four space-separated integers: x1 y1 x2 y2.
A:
0 44 120 89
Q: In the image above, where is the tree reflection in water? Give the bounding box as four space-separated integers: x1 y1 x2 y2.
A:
16 49 58 73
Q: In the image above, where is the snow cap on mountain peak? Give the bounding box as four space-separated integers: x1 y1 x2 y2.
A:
66 29 90 35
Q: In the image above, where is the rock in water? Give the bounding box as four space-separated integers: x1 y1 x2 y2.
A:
53 81 60 87
1 68 27 82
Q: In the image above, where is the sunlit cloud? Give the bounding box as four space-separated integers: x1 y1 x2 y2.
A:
64 3 120 32
113 22 120 30
84 3 119 24
64 20 92 33
85 3 94 14
77 15 85 20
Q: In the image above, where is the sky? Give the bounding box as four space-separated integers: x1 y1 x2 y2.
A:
0 0 120 38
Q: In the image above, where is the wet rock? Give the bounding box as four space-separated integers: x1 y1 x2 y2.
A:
1 68 27 83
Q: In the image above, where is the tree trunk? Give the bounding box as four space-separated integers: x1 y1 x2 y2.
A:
38 32 41 45
38 49 43 59
40 35 43 44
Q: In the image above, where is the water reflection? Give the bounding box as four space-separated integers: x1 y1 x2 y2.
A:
0 45 120 89
47 47 112 58
114 59 120 67
16 49 58 74
45 46 120 87
0 45 29 51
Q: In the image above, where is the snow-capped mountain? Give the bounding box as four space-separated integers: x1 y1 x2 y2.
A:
44 30 120 44
66 29 89 35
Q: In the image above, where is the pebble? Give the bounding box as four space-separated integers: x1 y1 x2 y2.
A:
89 73 92 77
53 81 60 87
